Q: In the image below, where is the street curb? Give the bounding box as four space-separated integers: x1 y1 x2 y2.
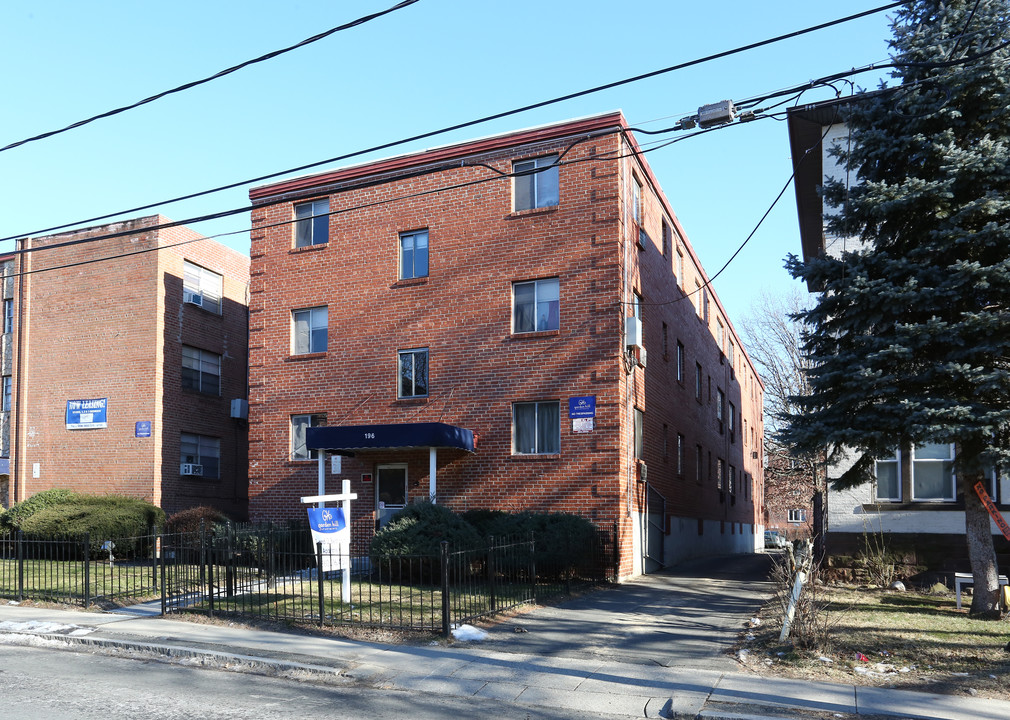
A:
0 630 351 681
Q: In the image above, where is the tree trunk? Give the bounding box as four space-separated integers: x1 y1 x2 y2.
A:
963 470 1000 618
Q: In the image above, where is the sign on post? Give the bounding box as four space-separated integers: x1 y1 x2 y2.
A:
306 506 349 572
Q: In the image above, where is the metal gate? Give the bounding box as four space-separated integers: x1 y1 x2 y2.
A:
644 484 666 572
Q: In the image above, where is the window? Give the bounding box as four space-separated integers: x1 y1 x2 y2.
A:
513 401 560 455
716 319 725 353
182 346 221 395
398 348 428 398
728 340 736 367
632 177 643 225
513 278 559 333
513 155 559 211
3 299 11 334
676 341 685 382
677 433 685 475
183 261 223 314
912 443 955 501
180 433 220 479
399 229 429 279
676 248 684 288
728 402 736 439
290 413 326 461
2 375 9 412
294 199 329 247
875 452 901 501
661 219 671 258
292 306 328 354
716 388 725 432
788 509 807 523
693 280 703 317
634 408 644 460
729 465 736 494
695 363 703 401
717 458 725 490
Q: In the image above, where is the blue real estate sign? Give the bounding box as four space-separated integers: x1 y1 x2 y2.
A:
66 398 108 430
568 396 596 418
307 506 349 572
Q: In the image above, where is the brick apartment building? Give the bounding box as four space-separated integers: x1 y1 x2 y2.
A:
0 216 250 517
247 112 765 577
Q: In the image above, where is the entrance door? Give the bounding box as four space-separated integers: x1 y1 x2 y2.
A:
376 464 407 528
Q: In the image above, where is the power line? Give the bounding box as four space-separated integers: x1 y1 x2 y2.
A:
0 0 421 155
3 2 904 244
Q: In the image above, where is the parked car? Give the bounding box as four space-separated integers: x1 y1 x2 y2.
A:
764 530 789 549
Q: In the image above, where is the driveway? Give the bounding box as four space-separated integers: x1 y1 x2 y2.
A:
482 552 775 671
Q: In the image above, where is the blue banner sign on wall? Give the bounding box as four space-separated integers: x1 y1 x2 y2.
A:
66 398 108 430
135 421 152 438
568 396 596 418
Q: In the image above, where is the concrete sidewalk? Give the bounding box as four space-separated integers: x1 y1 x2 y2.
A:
1 556 1007 720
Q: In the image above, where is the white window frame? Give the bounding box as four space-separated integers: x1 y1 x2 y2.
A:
182 345 222 395
183 261 223 314
787 509 806 523
874 451 901 502
513 155 559 211
634 408 644 461
911 443 956 502
399 229 429 280
290 413 326 461
180 433 220 479
2 375 10 412
291 306 328 355
512 401 560 455
632 177 643 225
397 347 429 398
512 278 560 334
294 199 330 247
3 299 12 334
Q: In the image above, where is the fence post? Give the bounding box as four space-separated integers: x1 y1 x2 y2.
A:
16 530 23 602
612 522 619 582
160 534 168 616
83 532 91 609
316 541 325 628
487 535 497 613
226 522 235 598
149 524 157 593
564 531 572 596
440 541 450 638
206 526 215 616
529 530 537 604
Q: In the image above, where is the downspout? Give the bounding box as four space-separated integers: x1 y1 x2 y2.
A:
13 237 27 504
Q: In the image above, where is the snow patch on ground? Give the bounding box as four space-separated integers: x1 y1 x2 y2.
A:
451 624 488 642
0 620 94 635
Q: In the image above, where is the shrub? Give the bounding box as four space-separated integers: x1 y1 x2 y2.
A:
370 501 482 558
0 488 78 532
460 508 510 537
166 505 229 535
19 494 165 559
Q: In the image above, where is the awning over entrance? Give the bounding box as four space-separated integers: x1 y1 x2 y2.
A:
306 422 475 453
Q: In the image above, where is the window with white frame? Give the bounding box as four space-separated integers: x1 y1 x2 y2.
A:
632 177 643 225
182 346 221 395
290 413 326 461
3 299 12 334
716 388 725 432
180 433 220 479
513 278 559 333
912 443 955 501
513 155 559 211
788 509 806 523
677 433 685 475
676 341 685 382
513 401 560 455
634 408 644 460
398 348 428 398
2 375 10 412
291 306 328 354
294 199 330 247
183 261 223 314
676 248 684 289
717 457 725 491
728 401 736 440
716 319 725 353
399 229 429 279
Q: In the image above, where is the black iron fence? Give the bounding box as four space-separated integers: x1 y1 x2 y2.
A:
1 523 617 636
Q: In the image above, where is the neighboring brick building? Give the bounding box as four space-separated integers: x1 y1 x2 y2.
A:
247 112 764 577
763 446 816 541
0 216 250 517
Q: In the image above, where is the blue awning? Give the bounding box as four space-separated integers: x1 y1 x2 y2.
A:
306 422 474 452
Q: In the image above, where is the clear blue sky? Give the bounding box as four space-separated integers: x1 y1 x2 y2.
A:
0 0 896 323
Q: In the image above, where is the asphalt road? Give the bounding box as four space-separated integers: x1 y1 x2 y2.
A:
0 644 621 720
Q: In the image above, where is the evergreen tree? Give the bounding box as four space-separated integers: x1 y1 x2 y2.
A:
785 0 1010 616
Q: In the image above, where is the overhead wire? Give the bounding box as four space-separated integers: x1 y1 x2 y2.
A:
0 0 421 154
3 1 906 243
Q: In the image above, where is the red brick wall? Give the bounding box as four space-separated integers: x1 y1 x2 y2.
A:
12 216 249 517
248 116 765 576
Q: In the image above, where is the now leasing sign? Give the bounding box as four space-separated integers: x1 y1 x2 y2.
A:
975 481 1010 542
66 398 108 430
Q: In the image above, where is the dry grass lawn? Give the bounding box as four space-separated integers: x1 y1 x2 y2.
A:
739 582 1010 701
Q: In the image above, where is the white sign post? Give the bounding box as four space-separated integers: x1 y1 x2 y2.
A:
301 452 357 604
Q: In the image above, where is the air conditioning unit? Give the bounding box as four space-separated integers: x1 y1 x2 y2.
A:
631 345 648 368
184 291 203 308
637 460 648 484
180 463 204 476
230 398 248 419
626 317 643 348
